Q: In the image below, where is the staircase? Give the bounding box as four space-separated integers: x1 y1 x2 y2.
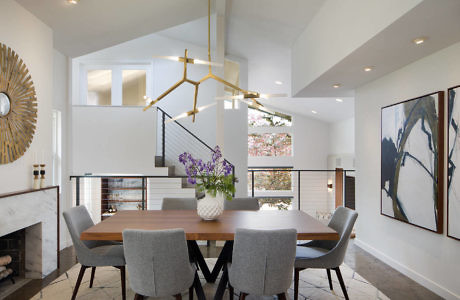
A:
146 108 235 209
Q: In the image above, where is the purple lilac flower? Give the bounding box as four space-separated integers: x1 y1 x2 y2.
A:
179 152 188 164
212 146 222 162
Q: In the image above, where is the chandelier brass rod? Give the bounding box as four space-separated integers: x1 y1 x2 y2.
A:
208 0 212 73
192 85 199 122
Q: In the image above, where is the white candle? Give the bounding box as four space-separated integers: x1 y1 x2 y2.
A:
41 151 44 164
33 152 37 164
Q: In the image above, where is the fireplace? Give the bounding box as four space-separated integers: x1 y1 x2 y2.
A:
0 187 59 298
0 228 26 278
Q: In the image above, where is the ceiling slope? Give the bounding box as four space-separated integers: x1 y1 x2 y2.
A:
293 0 460 97
15 0 209 57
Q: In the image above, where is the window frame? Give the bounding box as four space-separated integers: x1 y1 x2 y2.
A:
79 63 153 106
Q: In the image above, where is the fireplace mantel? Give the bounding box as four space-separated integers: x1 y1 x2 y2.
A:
0 186 59 278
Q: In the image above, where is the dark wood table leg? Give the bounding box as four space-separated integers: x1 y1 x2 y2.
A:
209 241 233 282
188 241 212 282
194 272 206 300
213 264 229 300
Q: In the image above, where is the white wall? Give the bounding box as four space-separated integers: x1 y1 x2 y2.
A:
53 49 72 249
291 0 422 96
328 117 355 156
293 114 329 170
355 41 460 299
72 106 157 175
0 0 53 193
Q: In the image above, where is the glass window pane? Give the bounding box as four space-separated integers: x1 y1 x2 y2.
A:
259 197 292 210
87 70 112 105
248 107 291 127
248 133 292 156
122 70 146 106
248 169 292 191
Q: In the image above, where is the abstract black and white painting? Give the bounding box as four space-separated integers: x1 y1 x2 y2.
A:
381 92 444 233
448 86 460 240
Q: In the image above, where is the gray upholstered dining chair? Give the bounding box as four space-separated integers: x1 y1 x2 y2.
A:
123 228 203 300
63 206 126 300
162 197 197 210
228 228 297 300
294 206 358 300
224 197 260 210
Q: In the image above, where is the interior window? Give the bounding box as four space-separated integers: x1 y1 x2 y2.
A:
87 70 112 106
122 70 146 106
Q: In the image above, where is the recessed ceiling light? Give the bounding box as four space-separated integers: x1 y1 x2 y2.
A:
364 66 374 72
332 84 341 89
311 110 318 114
275 81 283 85
67 0 79 4
336 98 343 103
413 37 426 45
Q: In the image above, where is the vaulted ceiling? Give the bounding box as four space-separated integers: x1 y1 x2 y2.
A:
15 0 209 57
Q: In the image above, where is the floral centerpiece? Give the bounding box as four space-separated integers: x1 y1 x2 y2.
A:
179 146 235 220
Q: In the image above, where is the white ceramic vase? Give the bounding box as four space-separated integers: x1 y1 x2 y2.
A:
197 192 224 220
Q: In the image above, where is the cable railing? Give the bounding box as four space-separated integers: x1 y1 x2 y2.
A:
156 107 235 182
247 168 355 216
69 167 355 224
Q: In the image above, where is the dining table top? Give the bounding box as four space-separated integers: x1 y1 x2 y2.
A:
80 210 339 241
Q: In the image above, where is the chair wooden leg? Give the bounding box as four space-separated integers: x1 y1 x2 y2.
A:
239 292 247 300
119 266 126 300
294 268 301 300
326 268 333 290
175 294 182 300
277 293 287 300
228 284 234 300
134 294 144 300
334 267 349 300
89 267 96 288
189 286 194 300
71 265 87 300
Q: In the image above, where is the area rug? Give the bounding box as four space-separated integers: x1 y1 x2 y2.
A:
31 258 389 300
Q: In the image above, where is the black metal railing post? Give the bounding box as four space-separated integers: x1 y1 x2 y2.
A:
251 170 255 197
142 177 145 210
232 165 235 197
297 170 301 211
161 110 166 167
76 177 80 206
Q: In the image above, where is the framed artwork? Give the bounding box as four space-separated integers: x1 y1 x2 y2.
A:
381 91 444 233
448 85 460 240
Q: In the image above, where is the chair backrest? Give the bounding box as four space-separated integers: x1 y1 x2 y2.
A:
224 198 260 210
229 228 297 296
63 206 105 264
319 206 358 266
123 229 194 297
161 198 197 210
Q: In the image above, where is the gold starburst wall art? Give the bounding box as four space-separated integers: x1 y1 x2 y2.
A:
0 43 37 164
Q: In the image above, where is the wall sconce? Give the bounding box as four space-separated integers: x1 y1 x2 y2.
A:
327 180 333 192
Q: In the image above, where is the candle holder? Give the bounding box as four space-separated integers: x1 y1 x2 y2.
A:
39 164 46 189
33 164 40 190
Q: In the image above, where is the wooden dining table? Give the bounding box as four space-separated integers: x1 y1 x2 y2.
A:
81 210 339 300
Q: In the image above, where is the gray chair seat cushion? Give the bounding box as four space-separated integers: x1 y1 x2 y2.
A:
87 245 125 267
295 246 329 260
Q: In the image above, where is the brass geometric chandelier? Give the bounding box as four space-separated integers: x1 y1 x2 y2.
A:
143 0 284 122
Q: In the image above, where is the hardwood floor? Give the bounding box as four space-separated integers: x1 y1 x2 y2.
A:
5 247 77 300
5 241 441 300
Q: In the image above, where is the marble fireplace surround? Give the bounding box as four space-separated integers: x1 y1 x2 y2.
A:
0 187 59 279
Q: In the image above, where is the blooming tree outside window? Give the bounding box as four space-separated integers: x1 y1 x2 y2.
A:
248 133 292 157
248 108 293 210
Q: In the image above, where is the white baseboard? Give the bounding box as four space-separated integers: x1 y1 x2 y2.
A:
354 238 460 300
